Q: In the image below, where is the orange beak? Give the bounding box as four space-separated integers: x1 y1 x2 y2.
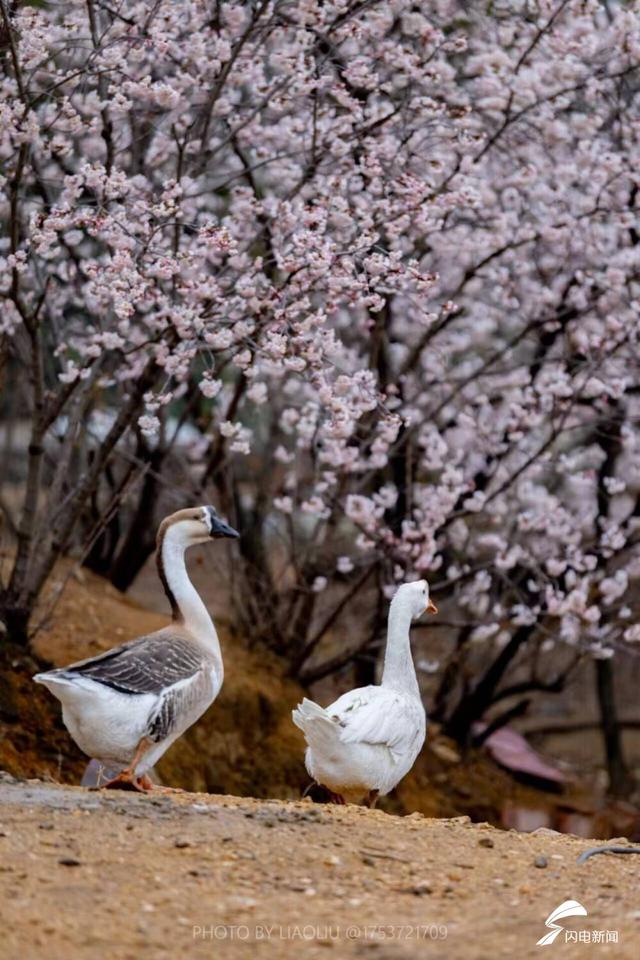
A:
426 599 438 614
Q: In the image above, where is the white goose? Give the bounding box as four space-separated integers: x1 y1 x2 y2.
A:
34 506 238 791
292 580 436 806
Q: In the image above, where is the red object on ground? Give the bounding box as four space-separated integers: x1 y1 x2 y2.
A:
473 723 567 783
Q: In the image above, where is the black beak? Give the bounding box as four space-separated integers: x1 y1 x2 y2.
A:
210 516 239 539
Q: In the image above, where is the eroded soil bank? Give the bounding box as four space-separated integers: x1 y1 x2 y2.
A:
0 778 638 960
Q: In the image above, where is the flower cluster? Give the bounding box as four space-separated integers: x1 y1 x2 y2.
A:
1 0 639 669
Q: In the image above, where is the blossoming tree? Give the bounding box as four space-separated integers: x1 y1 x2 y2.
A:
1 1 639 778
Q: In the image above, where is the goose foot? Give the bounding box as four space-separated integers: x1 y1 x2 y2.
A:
302 782 345 804
97 774 183 794
366 790 379 809
325 788 346 805
99 772 153 793
95 738 154 793
137 774 156 791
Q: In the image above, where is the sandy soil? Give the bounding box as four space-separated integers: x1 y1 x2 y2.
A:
0 778 638 960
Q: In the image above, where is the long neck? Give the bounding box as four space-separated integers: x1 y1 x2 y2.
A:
381 597 420 699
157 528 221 657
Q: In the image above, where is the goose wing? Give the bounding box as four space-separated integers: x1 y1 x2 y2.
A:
53 632 204 696
327 686 425 760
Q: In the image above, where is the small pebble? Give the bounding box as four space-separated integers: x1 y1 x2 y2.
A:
289 881 311 892
174 839 192 849
534 856 548 869
58 857 81 867
411 881 433 896
478 837 494 848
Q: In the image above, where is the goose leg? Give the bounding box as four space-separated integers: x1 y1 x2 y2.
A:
100 738 153 792
366 790 379 809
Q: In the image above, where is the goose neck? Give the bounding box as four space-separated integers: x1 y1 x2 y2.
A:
157 527 220 654
381 598 420 698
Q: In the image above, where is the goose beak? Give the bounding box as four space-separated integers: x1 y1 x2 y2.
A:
210 517 239 539
425 599 438 614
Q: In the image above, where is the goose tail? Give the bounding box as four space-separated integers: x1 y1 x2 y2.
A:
34 668 79 689
33 669 67 689
292 697 341 751
33 669 100 709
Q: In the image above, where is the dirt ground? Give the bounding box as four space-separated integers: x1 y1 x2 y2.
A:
0 778 638 960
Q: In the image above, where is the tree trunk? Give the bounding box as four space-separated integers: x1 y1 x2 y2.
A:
0 604 30 647
445 625 534 745
108 455 163 591
595 658 635 798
